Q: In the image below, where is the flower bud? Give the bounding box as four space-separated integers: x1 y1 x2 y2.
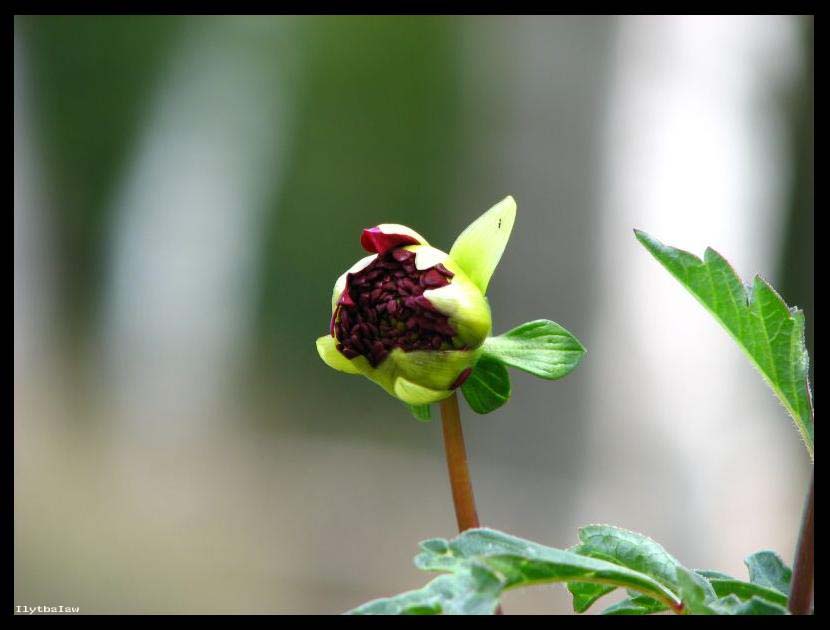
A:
316 198 516 406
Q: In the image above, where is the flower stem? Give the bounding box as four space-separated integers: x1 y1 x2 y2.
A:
788 467 813 614
439 393 504 615
440 392 480 531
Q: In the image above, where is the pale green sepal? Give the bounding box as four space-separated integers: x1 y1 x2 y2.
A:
316 335 367 375
407 404 432 422
394 348 482 391
394 376 453 405
449 195 516 294
483 319 586 380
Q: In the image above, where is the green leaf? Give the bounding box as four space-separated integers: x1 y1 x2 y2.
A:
744 550 792 595
568 580 615 613
449 196 516 294
348 565 502 615
483 319 586 380
676 567 718 615
709 594 789 615
696 569 735 580
406 403 432 422
460 355 510 414
350 528 685 615
566 524 684 612
575 525 683 589
634 230 814 459
708 579 789 608
602 594 669 615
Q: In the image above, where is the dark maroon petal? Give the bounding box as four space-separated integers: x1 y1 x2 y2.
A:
450 368 473 390
414 295 438 312
434 263 454 278
360 227 420 254
392 248 415 262
332 248 469 364
421 268 449 288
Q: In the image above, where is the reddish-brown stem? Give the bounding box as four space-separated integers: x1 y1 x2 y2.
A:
440 392 480 531
439 393 504 614
788 467 814 614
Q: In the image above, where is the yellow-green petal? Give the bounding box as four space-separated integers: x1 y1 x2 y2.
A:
393 376 452 405
316 335 363 375
449 195 516 294
423 258 492 348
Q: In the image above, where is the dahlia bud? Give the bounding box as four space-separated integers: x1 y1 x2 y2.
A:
316 198 516 406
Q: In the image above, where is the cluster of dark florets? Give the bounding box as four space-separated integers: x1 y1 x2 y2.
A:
332 249 461 367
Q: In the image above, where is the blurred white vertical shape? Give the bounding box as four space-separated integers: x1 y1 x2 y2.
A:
587 16 805 569
101 18 292 442
14 28 55 381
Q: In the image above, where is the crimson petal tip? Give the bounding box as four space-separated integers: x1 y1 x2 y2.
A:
360 227 420 255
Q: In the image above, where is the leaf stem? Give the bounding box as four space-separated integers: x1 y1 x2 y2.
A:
440 393 505 614
788 467 814 614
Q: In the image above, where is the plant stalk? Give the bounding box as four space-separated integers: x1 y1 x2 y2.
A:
440 392 481 532
440 393 504 614
788 467 814 614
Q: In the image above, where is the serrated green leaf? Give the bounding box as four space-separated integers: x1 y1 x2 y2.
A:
602 594 669 615
744 550 792 595
676 566 718 615
635 230 814 459
348 565 502 615
568 580 615 613
708 579 789 607
695 569 735 580
482 319 586 380
576 525 684 589
460 355 510 414
406 403 432 422
566 524 685 612
350 528 684 615
709 594 789 615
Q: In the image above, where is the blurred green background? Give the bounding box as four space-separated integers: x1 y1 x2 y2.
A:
15 15 812 614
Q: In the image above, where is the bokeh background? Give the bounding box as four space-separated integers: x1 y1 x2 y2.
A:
15 15 813 614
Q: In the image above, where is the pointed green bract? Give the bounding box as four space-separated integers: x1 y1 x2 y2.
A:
449 196 516 294
460 355 510 414
483 319 586 380
635 230 814 459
